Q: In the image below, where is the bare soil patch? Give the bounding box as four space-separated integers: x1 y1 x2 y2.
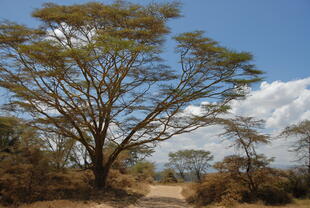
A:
131 185 192 208
5 185 191 208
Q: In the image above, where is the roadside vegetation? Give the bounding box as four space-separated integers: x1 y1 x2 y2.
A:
0 1 309 208
180 118 310 207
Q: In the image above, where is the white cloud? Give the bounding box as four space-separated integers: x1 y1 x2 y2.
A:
151 77 310 168
230 77 310 129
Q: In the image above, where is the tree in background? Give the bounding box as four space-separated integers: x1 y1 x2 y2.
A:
0 117 22 154
280 120 310 174
0 116 40 155
125 145 155 167
186 150 214 181
166 149 213 181
219 116 271 196
130 161 155 182
165 150 189 180
160 168 178 183
42 132 75 170
0 1 263 189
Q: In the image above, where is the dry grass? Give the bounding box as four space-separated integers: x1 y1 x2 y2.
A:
0 184 150 208
18 200 113 208
203 199 310 208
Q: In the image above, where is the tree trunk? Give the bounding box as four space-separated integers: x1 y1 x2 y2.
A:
196 171 201 182
92 149 115 189
93 142 106 189
179 171 186 181
94 165 105 189
93 165 111 188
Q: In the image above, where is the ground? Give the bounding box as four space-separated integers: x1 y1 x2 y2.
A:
13 185 191 208
3 186 310 208
131 185 191 208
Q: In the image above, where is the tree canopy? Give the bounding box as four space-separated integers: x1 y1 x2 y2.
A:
280 120 310 173
0 1 263 188
219 116 271 196
166 149 213 181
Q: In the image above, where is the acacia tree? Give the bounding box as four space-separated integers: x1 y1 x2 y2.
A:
42 132 75 170
280 120 310 174
219 116 270 196
166 149 213 181
0 117 21 153
0 1 263 188
166 151 189 180
186 149 214 181
0 116 39 154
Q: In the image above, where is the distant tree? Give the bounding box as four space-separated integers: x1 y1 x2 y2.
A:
42 132 75 170
165 150 188 180
0 116 39 155
160 168 178 183
166 149 213 181
0 117 21 153
0 1 263 189
219 116 271 196
186 150 214 182
69 142 92 169
125 145 155 167
280 120 310 174
130 160 155 181
214 154 273 195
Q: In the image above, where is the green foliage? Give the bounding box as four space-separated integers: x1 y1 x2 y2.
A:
0 117 39 154
219 116 271 196
257 185 292 205
107 169 136 189
284 168 310 198
130 161 155 182
166 149 213 181
160 168 178 183
0 0 263 189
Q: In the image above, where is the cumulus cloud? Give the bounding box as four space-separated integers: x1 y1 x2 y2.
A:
151 77 310 167
231 77 310 129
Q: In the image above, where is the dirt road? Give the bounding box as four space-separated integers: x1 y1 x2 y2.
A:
18 185 191 208
132 185 191 208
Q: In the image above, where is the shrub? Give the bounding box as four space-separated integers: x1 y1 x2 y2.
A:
184 171 293 207
0 147 51 204
0 147 93 205
108 169 136 189
129 161 155 182
284 168 310 198
258 185 292 205
160 168 178 183
185 173 249 206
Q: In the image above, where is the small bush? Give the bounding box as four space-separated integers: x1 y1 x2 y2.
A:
283 168 310 198
258 185 292 205
160 168 178 183
0 147 94 205
129 161 155 182
108 169 136 189
184 171 294 207
185 173 249 206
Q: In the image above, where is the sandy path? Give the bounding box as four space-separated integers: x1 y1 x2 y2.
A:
18 185 191 208
131 185 191 208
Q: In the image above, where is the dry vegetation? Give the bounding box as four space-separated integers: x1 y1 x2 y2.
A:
182 169 310 207
201 199 310 208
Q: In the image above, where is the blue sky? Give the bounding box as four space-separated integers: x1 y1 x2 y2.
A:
1 0 309 166
0 0 309 83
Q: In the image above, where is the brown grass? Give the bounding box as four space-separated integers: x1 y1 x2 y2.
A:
0 183 150 208
203 199 310 208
